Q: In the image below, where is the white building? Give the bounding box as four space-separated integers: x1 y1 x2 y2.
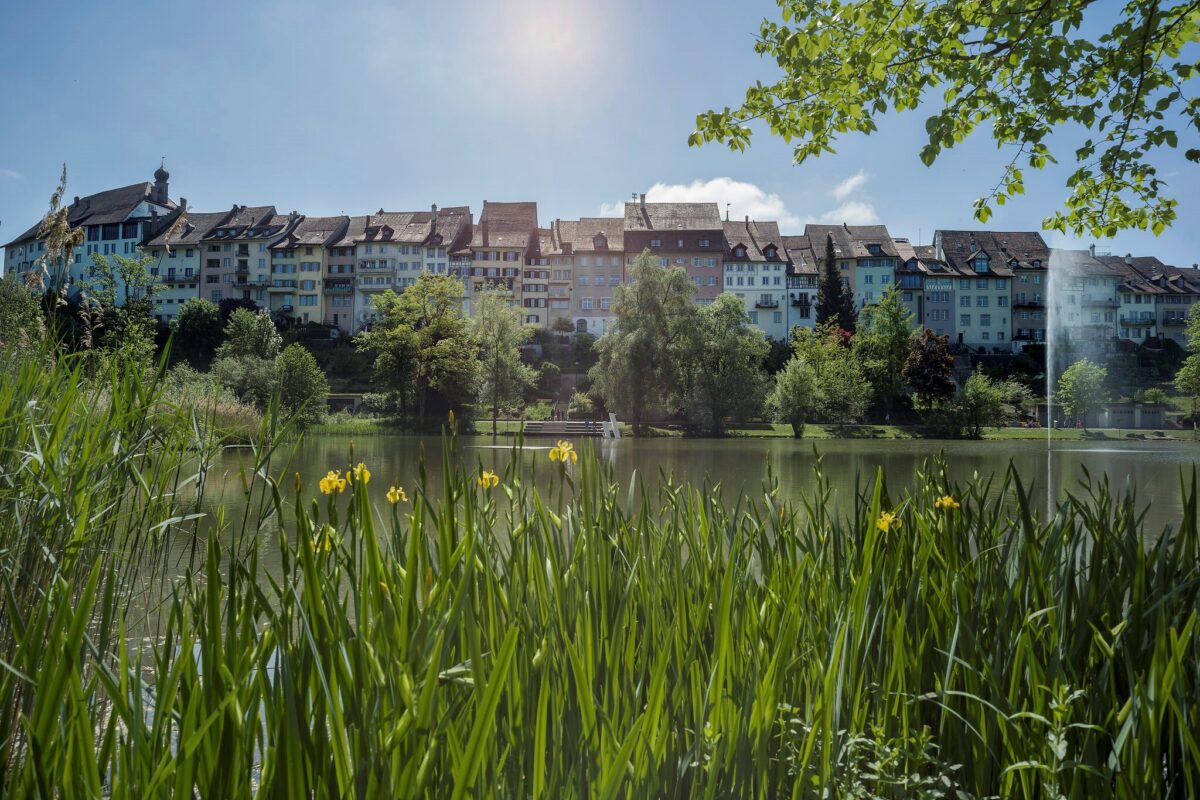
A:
4 164 177 302
723 219 790 340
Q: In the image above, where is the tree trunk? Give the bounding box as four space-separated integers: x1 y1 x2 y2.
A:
790 421 804 439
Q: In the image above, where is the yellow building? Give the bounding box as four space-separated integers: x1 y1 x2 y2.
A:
467 201 539 321
268 216 349 325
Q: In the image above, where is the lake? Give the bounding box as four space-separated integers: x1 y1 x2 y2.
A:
185 435 1196 571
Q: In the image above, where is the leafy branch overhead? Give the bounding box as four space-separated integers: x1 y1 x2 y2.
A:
691 0 1200 236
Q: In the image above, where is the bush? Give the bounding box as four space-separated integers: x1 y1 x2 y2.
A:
274 343 330 427
213 355 276 408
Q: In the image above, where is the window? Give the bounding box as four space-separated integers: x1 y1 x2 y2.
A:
980 314 991 326
977 296 989 307
676 239 684 248
903 292 913 302
699 239 710 248
998 295 1008 307
960 314 971 327
982 332 990 341
300 295 318 307
578 276 589 285
582 297 593 310
773 311 783 324
976 278 989 289
600 297 611 310
650 239 662 248
960 296 971 307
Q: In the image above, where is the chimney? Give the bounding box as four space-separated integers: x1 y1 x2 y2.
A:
1089 243 1096 257
431 204 439 227
745 214 750 224
639 193 646 213
179 198 187 211
72 196 79 206
1124 253 1132 265
481 219 489 246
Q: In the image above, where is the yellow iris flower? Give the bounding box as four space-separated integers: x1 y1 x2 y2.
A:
549 440 578 464
353 462 371 485
386 485 408 504
479 470 500 489
934 495 960 510
876 510 902 533
319 470 348 495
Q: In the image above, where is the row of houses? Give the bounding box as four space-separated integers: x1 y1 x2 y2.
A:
4 165 1198 350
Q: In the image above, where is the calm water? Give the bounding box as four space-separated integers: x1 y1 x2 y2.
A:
185 435 1197 572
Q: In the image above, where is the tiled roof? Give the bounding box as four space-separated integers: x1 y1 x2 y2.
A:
430 206 472 251
6 182 176 247
329 215 370 249
936 230 1048 277
723 220 783 261
201 206 286 241
472 201 539 249
1049 248 1127 279
803 224 900 259
910 244 954 275
782 235 818 275
144 210 234 248
624 202 721 231
270 216 350 249
571 218 624 252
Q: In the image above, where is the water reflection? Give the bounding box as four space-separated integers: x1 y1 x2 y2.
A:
192 435 1193 578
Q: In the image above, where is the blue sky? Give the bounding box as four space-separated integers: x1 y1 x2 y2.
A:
1 0 1196 265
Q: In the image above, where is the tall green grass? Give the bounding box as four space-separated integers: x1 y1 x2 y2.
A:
0 346 1198 797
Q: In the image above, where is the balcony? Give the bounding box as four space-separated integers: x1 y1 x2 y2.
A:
324 282 354 295
1120 315 1156 327
791 298 812 309
268 280 297 292
237 246 250 257
1013 299 1044 308
755 299 780 309
160 273 196 284
1083 297 1120 308
1164 315 1188 327
357 262 394 273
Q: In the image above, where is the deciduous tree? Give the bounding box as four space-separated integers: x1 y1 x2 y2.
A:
853 284 913 412
903 329 957 410
955 370 1030 438
1057 358 1110 428
217 308 282 360
677 292 769 436
171 298 223 364
274 343 329 428
590 251 695 434
355 273 479 422
471 287 536 434
767 356 818 437
692 1 1200 236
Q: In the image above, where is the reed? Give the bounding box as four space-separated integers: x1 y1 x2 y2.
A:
0 346 1198 797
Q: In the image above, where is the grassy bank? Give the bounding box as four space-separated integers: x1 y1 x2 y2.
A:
2 343 1200 796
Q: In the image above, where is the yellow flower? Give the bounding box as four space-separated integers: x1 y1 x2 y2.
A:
479 470 500 489
876 510 902 534
353 462 371 485
386 485 408 504
549 440 578 464
379 581 390 596
319 470 348 495
934 495 960 511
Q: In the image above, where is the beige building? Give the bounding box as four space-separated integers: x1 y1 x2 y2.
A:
198 206 295 308
561 218 623 335
268 216 350 324
143 207 234 324
467 201 539 321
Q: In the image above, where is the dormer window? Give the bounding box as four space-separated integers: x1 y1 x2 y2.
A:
699 239 710 248
867 243 882 255
974 256 990 273
593 234 607 249
764 245 777 259
734 246 747 258
1032 259 1042 268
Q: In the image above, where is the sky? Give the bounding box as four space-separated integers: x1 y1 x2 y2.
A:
1 0 1196 265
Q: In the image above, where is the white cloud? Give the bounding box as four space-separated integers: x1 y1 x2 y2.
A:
831 170 867 201
0 168 21 182
818 201 879 226
600 178 803 228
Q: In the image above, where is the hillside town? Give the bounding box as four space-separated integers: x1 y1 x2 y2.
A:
4 164 1199 355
